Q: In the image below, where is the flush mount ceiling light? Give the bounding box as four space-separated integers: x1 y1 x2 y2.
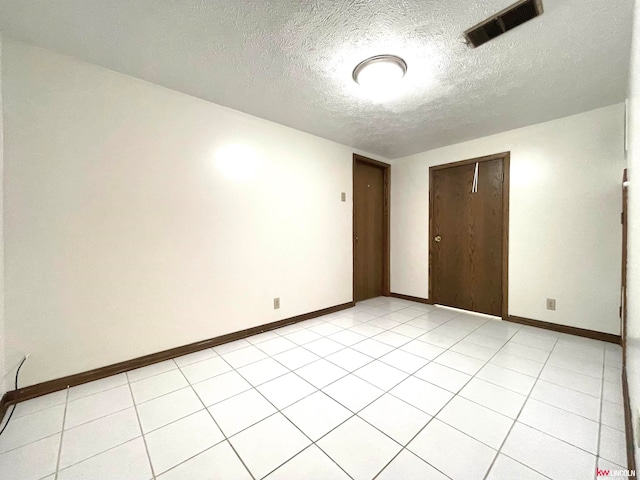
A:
352 55 408 92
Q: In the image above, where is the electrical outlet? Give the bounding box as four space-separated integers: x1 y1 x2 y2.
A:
341 192 346 202
546 298 556 311
274 297 280 309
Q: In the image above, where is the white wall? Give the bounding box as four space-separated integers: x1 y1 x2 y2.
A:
391 104 625 335
626 0 640 467
0 34 5 397
1 39 377 387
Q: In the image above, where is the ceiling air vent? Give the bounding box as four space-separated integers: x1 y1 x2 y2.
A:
464 0 544 48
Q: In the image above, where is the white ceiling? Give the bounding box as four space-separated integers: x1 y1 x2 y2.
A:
0 0 633 159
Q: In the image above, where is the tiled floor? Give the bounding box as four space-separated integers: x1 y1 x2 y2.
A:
0 297 629 480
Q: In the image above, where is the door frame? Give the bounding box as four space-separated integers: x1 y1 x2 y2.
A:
353 153 391 301
428 151 511 318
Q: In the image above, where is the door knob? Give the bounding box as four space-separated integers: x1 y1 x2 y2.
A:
434 235 442 243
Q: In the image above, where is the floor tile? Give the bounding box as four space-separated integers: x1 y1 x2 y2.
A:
229 413 311 479
330 317 365 329
414 362 471 393
179 356 231 384
400 340 445 360
130 369 188 404
599 425 627 467
265 445 350 480
518 399 599 453
255 336 298 356
295 359 347 388
0 404 64 453
464 332 509 350
450 340 497 361
127 360 178 383
429 325 469 341
145 410 224 475
0 433 60 480
318 416 401 480
458 378 526 418
510 332 557 351
501 422 596 480
476 364 536 395
603 380 624 405
390 323 429 339
326 348 373 371
57 437 152 480
499 342 551 363
284 329 323 345
309 322 344 336
221 345 268 369
530 380 601 421
359 394 431 445
376 449 450 480
434 350 485 375
373 331 412 348
436 396 513 449
68 374 128 401
236 357 289 386
368 316 402 330
597 457 627 475
137 387 203 433
546 353 602 378
192 371 252 406
60 408 141 469
304 338 345 357
172 349 217 368
65 384 133 429
354 360 408 390
351 338 395 358
246 330 280 345
208 388 277 437
601 399 625 431
405 317 441 332
213 339 251 355
390 376 453 415
604 365 622 383
323 374 383 412
489 351 543 377
539 364 602 397
282 391 351 441
408 419 496 480
328 329 367 346
486 454 548 480
157 441 251 480
10 390 67 419
349 323 386 337
273 347 319 370
257 372 316 409
379 349 428 373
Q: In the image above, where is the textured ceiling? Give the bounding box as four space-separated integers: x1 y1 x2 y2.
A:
0 0 633 158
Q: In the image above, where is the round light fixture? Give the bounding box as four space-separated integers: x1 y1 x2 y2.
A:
352 54 407 90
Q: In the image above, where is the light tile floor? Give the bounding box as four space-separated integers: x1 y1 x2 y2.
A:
0 297 629 480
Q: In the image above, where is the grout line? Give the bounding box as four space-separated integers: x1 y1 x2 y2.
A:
480 334 559 480
126 374 157 480
53 387 70 480
1 298 620 479
173 356 257 480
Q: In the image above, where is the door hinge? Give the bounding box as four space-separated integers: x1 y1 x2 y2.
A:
621 212 624 224
620 305 623 318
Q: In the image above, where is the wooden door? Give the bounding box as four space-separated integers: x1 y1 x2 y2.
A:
354 159 385 302
430 155 507 316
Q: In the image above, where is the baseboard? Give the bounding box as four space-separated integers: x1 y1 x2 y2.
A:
0 392 10 424
622 366 637 476
3 301 355 406
506 315 621 345
389 292 433 305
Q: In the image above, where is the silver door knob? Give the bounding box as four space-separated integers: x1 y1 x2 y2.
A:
434 235 442 243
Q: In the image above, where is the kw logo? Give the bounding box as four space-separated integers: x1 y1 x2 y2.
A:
596 467 636 477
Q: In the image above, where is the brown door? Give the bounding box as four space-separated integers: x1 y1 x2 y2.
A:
354 159 385 302
622 169 628 358
430 156 507 316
